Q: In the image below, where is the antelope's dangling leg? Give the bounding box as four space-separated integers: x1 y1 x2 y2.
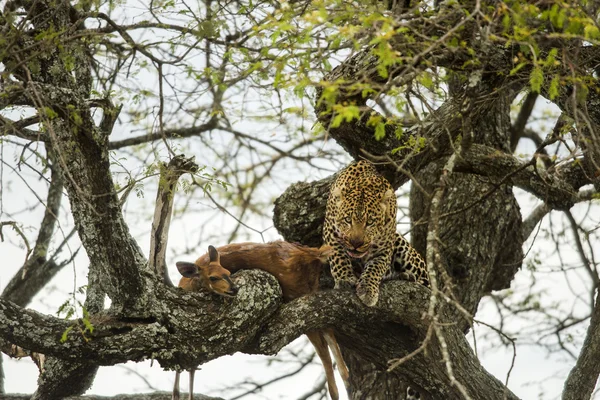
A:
306 331 340 400
188 368 195 400
172 370 181 400
322 329 351 397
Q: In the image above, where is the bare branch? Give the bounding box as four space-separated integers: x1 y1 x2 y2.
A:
2 149 64 306
453 144 582 210
510 92 538 152
522 189 598 240
148 155 199 285
108 120 218 150
562 288 600 400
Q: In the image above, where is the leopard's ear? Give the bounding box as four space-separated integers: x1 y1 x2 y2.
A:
380 189 394 217
331 185 344 206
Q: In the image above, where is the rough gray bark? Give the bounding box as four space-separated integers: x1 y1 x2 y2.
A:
408 87 523 317
0 270 279 367
273 178 334 247
2 393 223 400
31 359 99 400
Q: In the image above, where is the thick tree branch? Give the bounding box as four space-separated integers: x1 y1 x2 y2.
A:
0 114 43 142
46 117 149 313
0 270 281 369
250 282 519 400
453 144 582 210
522 189 598 240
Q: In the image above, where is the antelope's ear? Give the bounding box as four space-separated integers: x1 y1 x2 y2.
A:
176 261 199 278
208 245 220 264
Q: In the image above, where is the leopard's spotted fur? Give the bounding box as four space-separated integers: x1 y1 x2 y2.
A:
389 233 430 287
323 160 429 306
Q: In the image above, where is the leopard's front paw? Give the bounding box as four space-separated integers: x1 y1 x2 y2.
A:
356 282 379 307
333 276 357 290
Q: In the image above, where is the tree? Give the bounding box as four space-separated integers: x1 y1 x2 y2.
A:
1 0 599 399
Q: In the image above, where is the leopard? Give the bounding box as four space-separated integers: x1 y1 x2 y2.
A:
323 159 430 307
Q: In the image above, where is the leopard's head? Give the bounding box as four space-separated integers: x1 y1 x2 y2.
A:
330 184 395 259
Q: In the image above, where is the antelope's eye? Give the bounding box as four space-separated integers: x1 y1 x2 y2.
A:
209 276 219 282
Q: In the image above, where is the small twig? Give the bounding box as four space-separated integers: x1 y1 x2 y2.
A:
229 352 316 400
472 319 517 400
387 323 434 371
564 210 600 302
296 374 327 400
155 62 175 157
0 221 32 266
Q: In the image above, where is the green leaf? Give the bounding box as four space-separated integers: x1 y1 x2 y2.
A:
43 107 58 119
549 5 567 29
584 24 600 40
60 326 74 343
419 71 434 90
83 317 94 334
530 67 543 93
548 75 560 100
509 62 527 76
394 126 404 139
332 114 344 128
374 122 386 140
502 14 511 32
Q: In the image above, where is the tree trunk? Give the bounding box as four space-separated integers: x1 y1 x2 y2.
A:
273 60 524 398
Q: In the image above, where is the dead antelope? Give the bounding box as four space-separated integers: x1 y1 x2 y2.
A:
174 241 351 400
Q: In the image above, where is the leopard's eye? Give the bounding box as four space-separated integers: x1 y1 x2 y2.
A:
343 216 352 224
367 216 377 226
